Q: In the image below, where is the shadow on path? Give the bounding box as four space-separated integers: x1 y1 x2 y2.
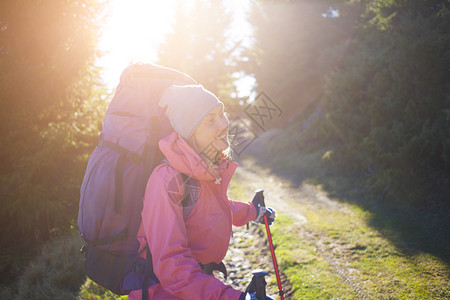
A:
237 151 450 268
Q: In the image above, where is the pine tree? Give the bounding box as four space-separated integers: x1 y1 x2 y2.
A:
0 0 107 280
245 0 355 124
247 0 450 205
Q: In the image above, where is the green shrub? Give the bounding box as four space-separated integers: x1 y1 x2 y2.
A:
0 0 107 282
291 12 450 206
7 231 85 300
77 278 127 300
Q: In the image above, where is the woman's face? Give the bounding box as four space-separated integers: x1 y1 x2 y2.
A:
191 104 229 155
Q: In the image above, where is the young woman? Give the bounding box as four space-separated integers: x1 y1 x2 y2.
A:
128 85 275 300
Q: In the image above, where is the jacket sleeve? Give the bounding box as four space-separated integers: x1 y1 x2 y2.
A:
141 166 243 300
229 200 257 226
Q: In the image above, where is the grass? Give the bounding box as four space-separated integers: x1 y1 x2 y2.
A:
0 175 271 299
232 155 449 298
0 228 130 300
0 230 86 300
244 126 450 299
228 181 251 201
3 157 448 299
8 207 447 299
77 279 127 300
268 199 450 299
269 215 359 299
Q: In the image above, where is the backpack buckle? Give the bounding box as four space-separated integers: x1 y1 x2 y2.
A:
80 244 88 255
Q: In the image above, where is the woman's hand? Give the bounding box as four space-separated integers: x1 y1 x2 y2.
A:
239 292 276 300
253 206 276 225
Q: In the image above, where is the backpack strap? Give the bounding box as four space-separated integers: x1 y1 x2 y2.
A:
142 246 156 300
84 228 128 246
98 140 143 163
161 159 198 216
140 161 198 300
160 160 228 278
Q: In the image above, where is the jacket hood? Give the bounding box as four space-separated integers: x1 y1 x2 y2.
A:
159 132 236 182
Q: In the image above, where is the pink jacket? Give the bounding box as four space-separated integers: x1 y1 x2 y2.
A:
129 132 257 299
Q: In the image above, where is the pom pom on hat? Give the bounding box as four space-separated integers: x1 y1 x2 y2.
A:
159 85 223 140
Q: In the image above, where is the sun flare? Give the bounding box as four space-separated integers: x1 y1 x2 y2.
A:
98 0 253 95
98 0 176 89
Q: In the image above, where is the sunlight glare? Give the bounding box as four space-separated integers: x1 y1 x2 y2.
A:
97 0 254 98
98 0 176 89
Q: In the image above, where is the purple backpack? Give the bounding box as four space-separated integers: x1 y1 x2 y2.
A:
77 63 196 295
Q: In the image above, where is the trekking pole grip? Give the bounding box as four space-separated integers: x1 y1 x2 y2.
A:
252 189 266 209
252 269 268 300
246 269 268 300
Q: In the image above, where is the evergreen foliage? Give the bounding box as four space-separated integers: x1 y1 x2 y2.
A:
358 0 448 29
248 0 450 206
306 10 450 205
0 0 107 281
246 0 357 124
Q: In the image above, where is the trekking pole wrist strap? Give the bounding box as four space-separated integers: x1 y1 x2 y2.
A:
199 261 227 279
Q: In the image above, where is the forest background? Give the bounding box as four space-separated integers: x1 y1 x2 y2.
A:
0 0 448 297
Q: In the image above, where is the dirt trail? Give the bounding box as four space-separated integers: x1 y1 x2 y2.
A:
225 158 370 299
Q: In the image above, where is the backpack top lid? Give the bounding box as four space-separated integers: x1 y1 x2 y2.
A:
101 63 197 152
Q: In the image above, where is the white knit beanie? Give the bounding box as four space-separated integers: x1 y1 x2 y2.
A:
159 85 223 140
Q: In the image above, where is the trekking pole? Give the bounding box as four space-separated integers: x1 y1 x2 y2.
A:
245 269 269 300
252 190 285 300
